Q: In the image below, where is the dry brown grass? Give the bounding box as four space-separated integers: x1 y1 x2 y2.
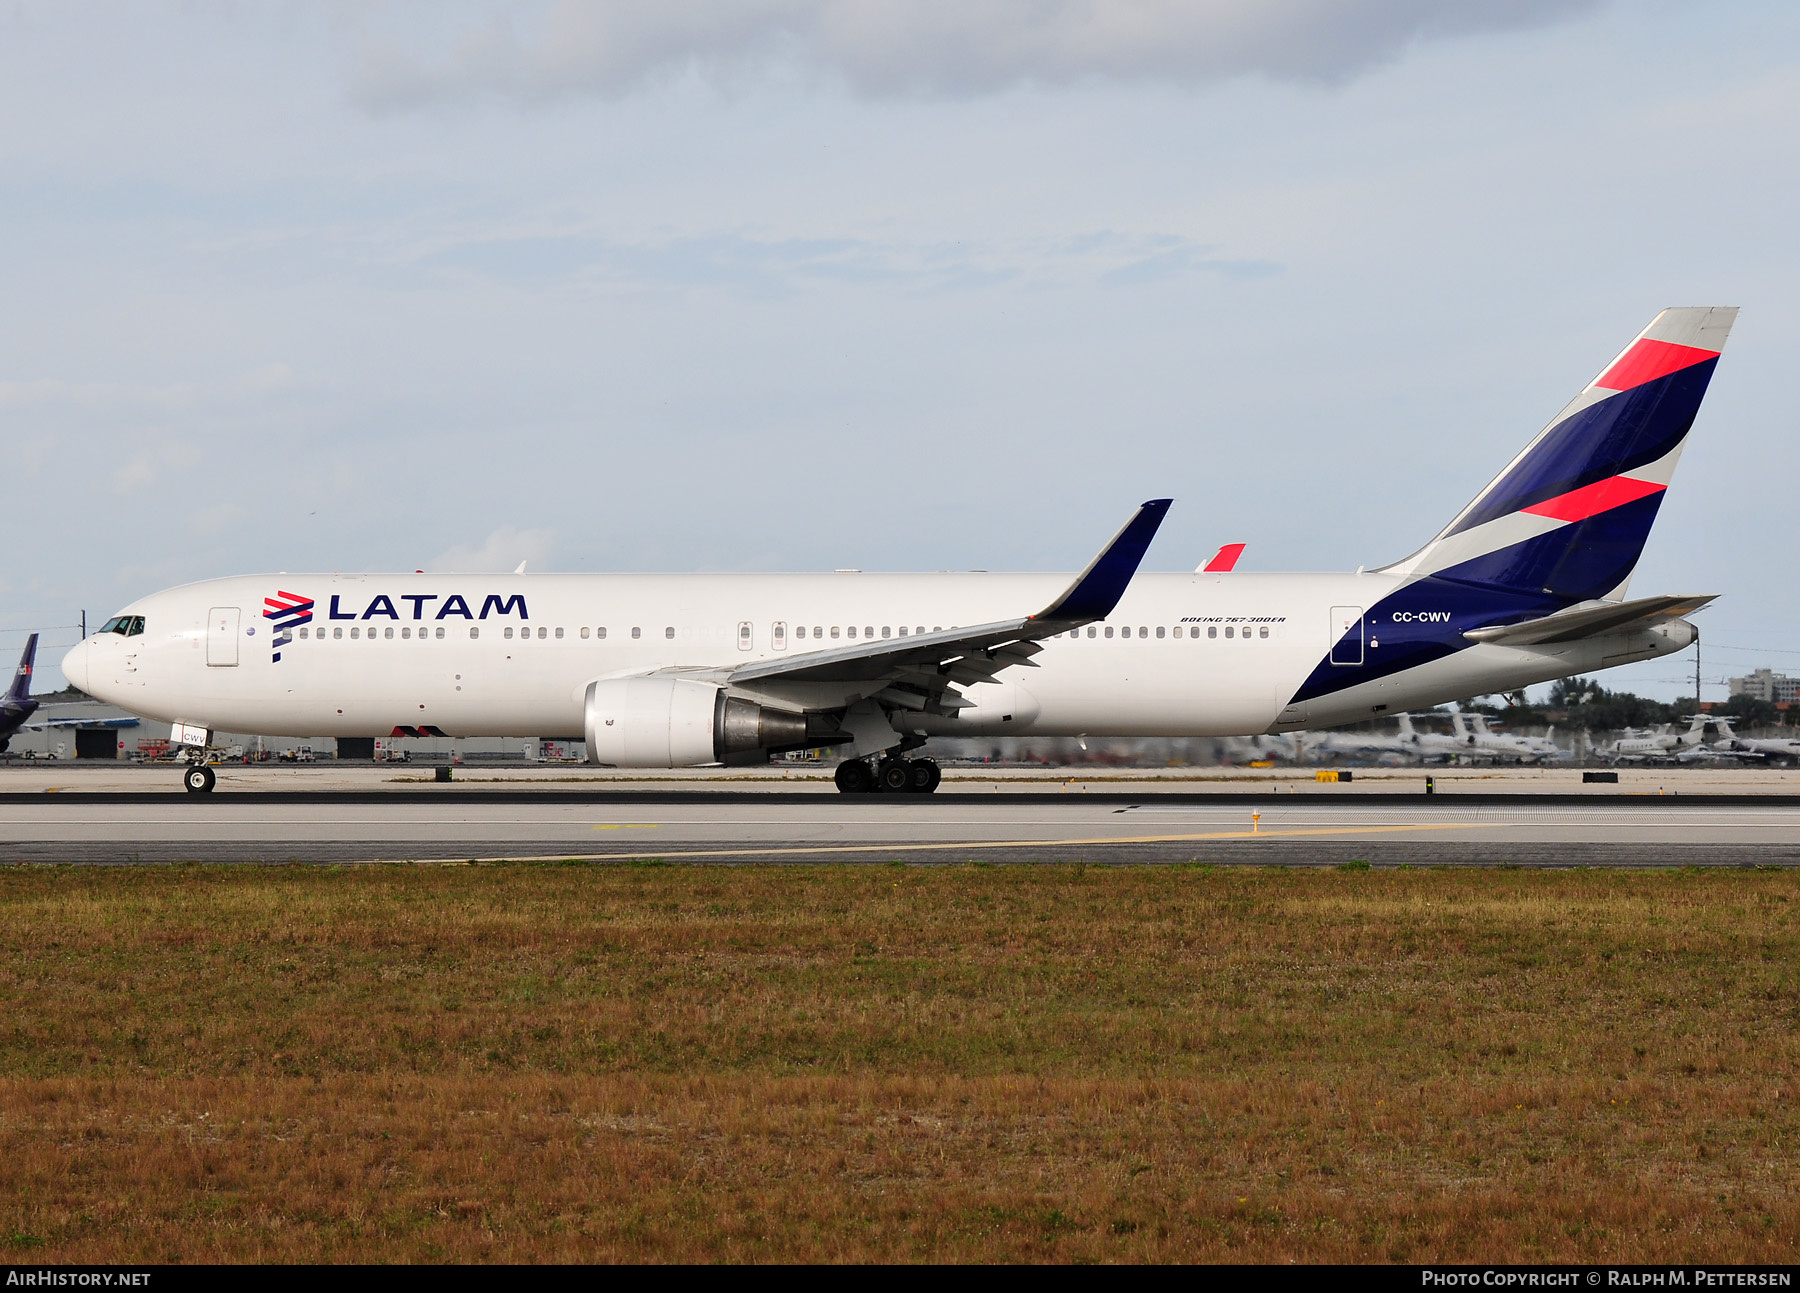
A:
0 861 1796 1262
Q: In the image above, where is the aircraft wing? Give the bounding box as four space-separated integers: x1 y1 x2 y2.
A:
1462 594 1716 646
724 499 1172 712
22 715 140 730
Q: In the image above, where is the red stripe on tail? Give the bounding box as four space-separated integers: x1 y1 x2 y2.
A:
1596 338 1718 391
1521 475 1665 524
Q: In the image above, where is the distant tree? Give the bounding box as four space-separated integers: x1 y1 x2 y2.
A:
1549 676 1605 709
1546 676 1676 729
1721 692 1781 731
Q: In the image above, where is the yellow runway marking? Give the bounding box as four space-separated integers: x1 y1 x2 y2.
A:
428 820 1484 865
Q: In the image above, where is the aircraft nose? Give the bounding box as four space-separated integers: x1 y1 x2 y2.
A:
60 638 90 694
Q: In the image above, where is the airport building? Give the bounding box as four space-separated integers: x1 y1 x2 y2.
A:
1727 668 1800 704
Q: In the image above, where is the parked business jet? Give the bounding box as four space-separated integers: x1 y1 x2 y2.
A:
1709 716 1800 765
63 307 1735 794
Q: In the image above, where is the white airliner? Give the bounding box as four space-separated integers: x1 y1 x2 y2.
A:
63 307 1736 794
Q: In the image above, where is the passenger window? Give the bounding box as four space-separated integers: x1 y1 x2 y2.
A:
1208 626 1217 639
505 627 513 639
555 627 564 639
847 626 857 639
402 627 411 639
795 625 806 640
436 626 445 639
631 627 641 639
1086 626 1096 638
865 626 874 639
665 626 675 640
384 626 394 639
1156 626 1165 639
831 627 840 639
917 626 925 635
470 627 479 640
597 627 606 639
1259 626 1269 639
580 627 589 639
773 622 786 649
1224 626 1233 639
350 627 360 639
1104 626 1114 638
297 626 307 639
334 627 343 640
540 627 548 640
897 626 907 636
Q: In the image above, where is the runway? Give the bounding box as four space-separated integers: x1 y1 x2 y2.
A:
5 787 1800 865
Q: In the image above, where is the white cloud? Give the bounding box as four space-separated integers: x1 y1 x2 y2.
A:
109 440 202 496
349 0 1599 107
428 525 559 573
0 365 300 414
416 227 1277 294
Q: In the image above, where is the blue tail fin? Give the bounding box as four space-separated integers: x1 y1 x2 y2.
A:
1385 307 1737 603
9 634 37 702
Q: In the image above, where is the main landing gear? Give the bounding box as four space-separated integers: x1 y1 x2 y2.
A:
835 756 941 795
183 765 216 794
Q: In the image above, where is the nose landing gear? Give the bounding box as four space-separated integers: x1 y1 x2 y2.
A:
183 765 216 794
835 755 940 794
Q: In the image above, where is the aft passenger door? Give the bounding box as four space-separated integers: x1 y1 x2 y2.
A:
1329 605 1364 666
207 607 241 667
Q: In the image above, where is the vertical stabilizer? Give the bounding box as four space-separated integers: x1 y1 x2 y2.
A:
1384 308 1737 604
8 634 36 702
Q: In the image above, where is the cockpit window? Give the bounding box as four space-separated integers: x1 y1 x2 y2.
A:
99 616 145 636
100 616 127 634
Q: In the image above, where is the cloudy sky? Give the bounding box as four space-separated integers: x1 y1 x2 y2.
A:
4 1 1796 697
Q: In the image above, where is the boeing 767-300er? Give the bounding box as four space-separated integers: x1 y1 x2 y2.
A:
64 307 1735 794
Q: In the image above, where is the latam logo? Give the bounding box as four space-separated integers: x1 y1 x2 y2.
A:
326 594 529 622
262 590 315 663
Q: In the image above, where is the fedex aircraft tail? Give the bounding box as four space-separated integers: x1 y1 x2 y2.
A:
8 634 36 702
1385 307 1737 604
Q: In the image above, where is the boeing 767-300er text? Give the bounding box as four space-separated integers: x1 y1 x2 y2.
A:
64 307 1735 794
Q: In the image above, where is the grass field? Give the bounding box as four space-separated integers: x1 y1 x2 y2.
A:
1 861 1796 1262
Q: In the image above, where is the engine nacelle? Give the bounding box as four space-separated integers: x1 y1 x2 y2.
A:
584 678 809 768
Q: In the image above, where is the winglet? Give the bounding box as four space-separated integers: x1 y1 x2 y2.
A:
1200 543 1245 573
1033 499 1172 623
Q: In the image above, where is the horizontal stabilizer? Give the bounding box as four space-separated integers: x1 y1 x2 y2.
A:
24 715 141 731
1462 594 1715 646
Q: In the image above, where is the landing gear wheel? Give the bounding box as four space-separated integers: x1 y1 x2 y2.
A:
908 758 941 794
183 765 216 794
877 759 913 793
834 759 876 795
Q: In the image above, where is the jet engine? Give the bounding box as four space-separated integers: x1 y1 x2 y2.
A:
583 677 810 768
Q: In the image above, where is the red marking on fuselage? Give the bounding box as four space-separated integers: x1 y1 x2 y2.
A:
1203 543 1246 573
1521 475 1665 524
1596 338 1718 391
